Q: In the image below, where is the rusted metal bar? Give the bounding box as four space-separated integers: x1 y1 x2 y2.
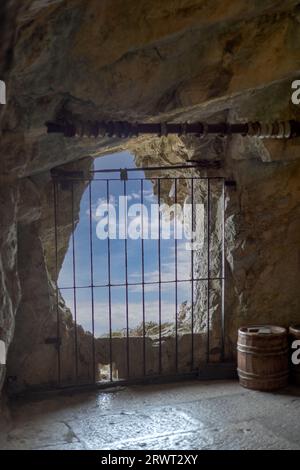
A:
174 178 178 373
88 182 96 384
91 162 222 174
221 179 226 362
206 179 211 364
158 178 162 375
141 180 146 377
52 181 61 386
46 119 300 139
106 180 113 382
123 179 130 379
71 182 79 382
190 177 194 372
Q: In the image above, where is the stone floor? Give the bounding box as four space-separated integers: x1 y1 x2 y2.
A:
0 380 300 450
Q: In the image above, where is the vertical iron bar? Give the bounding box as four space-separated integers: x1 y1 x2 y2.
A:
89 182 96 384
124 180 130 378
141 179 146 376
71 182 79 382
175 179 178 372
158 179 162 374
206 179 211 364
191 178 194 371
221 179 226 361
53 181 61 386
107 180 113 382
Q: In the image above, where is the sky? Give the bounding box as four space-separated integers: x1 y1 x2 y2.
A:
58 151 195 337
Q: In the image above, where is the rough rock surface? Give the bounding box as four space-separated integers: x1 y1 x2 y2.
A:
0 0 300 392
0 185 20 391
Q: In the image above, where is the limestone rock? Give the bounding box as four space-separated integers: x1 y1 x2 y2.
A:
0 184 21 390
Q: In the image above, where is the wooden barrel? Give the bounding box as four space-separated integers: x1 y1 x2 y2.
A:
289 325 300 385
237 325 289 391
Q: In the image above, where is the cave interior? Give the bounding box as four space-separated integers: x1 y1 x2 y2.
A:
0 0 300 451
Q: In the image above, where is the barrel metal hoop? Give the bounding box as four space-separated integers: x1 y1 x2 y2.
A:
237 345 289 357
237 343 288 351
237 368 289 380
238 330 286 339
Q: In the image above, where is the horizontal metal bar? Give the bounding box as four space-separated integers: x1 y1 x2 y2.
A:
51 176 226 183
91 162 222 174
58 277 225 290
46 120 247 137
46 119 300 139
92 164 197 173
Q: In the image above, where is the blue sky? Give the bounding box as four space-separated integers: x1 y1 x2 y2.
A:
58 151 193 337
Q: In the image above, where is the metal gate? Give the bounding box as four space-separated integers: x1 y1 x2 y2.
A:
52 168 228 389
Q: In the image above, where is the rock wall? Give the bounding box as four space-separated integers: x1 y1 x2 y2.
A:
0 0 300 392
225 143 300 354
0 184 20 391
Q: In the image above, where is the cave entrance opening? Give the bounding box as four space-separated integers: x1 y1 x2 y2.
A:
51 152 228 389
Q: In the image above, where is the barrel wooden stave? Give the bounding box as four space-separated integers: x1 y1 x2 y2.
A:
237 325 289 391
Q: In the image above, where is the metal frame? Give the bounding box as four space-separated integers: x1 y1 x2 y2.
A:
51 170 228 389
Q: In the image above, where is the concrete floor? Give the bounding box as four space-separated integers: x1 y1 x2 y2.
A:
0 380 300 450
